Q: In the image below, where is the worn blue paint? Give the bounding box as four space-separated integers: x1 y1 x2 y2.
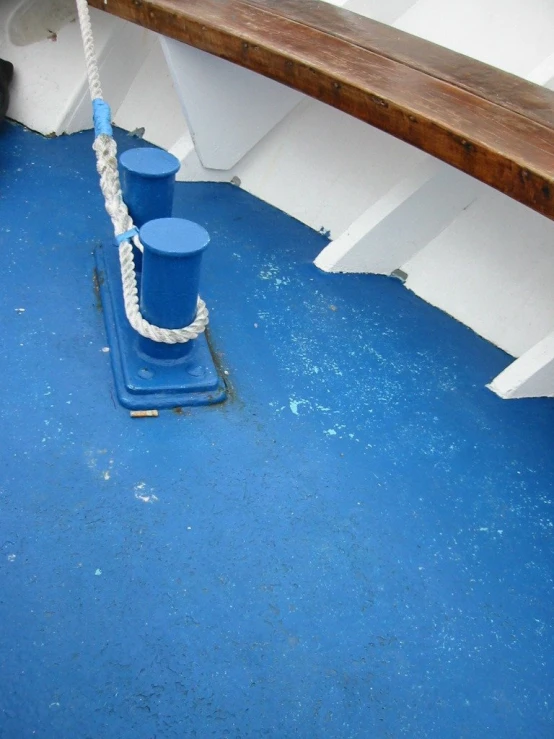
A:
1 120 554 738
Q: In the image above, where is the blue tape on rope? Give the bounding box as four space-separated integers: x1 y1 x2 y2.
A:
93 98 113 137
116 227 139 245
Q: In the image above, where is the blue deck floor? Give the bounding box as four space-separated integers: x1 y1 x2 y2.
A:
1 121 553 738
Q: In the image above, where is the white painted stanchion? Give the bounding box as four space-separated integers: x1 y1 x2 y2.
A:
489 332 554 399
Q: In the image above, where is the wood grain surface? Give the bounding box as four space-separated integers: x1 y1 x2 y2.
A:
87 0 554 219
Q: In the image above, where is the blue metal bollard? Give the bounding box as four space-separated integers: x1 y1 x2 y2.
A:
138 217 210 360
119 148 180 270
96 163 225 409
96 217 225 409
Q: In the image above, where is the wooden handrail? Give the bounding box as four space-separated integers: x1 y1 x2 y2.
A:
87 0 554 220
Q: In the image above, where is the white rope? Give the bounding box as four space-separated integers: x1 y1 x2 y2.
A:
75 0 209 344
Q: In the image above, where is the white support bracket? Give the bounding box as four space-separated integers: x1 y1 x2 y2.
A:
488 331 554 399
526 51 554 88
315 161 479 274
168 130 231 183
160 37 304 171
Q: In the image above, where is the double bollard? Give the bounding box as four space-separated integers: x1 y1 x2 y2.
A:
119 147 208 360
96 145 225 410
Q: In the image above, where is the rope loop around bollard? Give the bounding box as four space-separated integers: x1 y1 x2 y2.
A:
76 0 209 344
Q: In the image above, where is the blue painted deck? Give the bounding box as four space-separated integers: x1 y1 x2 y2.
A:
1 121 553 738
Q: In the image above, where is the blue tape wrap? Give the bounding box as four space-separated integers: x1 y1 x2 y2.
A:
116 227 139 245
93 99 113 137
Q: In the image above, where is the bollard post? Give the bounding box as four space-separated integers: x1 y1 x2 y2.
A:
138 217 210 360
119 148 180 270
96 170 225 410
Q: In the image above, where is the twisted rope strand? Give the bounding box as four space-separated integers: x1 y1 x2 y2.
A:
76 0 209 343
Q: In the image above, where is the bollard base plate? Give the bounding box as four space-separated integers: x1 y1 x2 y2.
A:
95 243 226 410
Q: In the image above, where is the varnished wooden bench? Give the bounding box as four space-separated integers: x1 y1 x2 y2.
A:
87 0 554 220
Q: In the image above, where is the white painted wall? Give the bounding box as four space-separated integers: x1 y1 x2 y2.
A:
233 100 425 236
395 0 554 76
1 0 152 135
404 190 554 359
328 0 419 23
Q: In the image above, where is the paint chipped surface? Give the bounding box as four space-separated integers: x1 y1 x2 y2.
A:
0 123 553 738
134 482 158 504
134 492 159 504
289 398 309 416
